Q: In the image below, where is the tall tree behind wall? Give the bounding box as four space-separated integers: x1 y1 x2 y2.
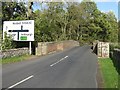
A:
118 21 120 43
106 11 118 42
2 1 27 21
27 1 118 44
0 2 2 50
27 1 33 19
2 1 29 49
118 2 120 43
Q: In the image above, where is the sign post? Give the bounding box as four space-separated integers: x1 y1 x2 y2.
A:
29 41 32 55
3 20 34 55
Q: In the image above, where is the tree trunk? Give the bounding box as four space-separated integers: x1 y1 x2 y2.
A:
27 1 33 19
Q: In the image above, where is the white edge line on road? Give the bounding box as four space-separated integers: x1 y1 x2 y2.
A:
7 75 34 89
50 56 68 67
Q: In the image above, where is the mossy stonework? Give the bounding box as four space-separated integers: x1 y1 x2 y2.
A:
1 48 29 59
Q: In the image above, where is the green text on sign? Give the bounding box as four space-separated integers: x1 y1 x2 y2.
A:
20 36 27 40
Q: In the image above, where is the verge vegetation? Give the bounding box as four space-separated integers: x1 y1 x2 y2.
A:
99 58 119 88
1 55 34 64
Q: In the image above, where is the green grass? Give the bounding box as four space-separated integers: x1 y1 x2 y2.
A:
1 54 33 64
99 58 119 88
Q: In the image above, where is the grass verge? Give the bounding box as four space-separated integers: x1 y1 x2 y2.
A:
1 54 34 64
99 58 119 88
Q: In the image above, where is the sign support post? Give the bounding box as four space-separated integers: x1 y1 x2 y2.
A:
29 41 32 55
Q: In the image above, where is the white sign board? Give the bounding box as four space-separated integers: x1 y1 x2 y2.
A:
3 20 34 41
98 42 109 58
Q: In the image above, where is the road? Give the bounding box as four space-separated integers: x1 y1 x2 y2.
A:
2 45 98 89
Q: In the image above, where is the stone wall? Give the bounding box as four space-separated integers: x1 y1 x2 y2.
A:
113 49 120 60
112 49 120 74
36 40 79 56
47 42 57 54
36 43 47 56
57 42 63 51
63 40 79 49
92 41 110 58
1 48 29 59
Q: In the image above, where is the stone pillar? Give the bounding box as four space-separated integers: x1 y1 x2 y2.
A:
36 43 42 56
57 42 63 51
98 42 109 58
36 42 47 56
41 42 47 55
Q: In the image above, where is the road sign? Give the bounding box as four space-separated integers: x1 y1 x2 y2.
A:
3 20 34 41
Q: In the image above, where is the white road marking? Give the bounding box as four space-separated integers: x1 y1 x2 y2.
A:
7 75 34 89
50 56 68 67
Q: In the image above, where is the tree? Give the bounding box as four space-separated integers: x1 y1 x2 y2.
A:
2 1 117 44
106 11 118 42
119 20 120 43
34 2 67 42
2 2 27 21
67 2 81 40
76 1 99 43
27 2 33 19
46 2 67 41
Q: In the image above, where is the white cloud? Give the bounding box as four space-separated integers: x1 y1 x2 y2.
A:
101 10 114 13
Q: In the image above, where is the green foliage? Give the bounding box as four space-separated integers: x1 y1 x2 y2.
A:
2 2 27 21
1 54 32 64
33 2 118 43
110 43 120 52
0 30 2 38
119 21 120 43
2 1 118 44
2 32 15 50
99 58 119 88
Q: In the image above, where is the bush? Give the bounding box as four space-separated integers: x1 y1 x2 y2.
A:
110 43 120 52
2 32 15 50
